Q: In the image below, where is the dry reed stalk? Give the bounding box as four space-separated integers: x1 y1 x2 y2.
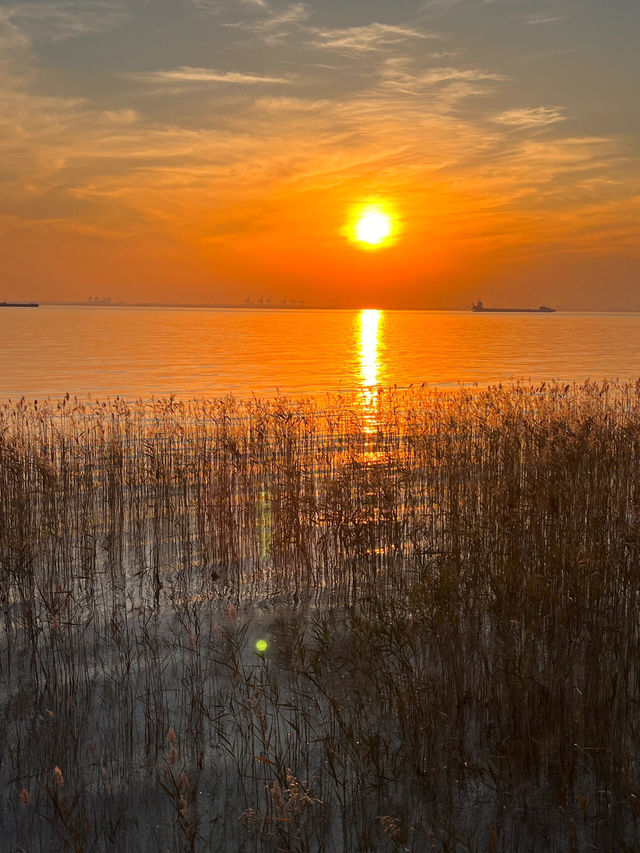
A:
1 381 640 850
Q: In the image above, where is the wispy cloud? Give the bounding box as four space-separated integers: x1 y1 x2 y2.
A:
1 0 638 302
0 11 30 54
309 22 434 53
420 0 504 15
420 67 507 84
249 3 309 39
380 61 507 103
2 1 127 43
255 2 308 27
134 66 291 85
101 109 139 124
524 14 565 26
494 106 566 128
183 0 223 11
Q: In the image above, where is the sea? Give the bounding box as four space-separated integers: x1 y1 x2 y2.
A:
1 305 640 400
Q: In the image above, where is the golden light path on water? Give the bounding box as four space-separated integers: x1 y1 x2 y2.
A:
358 309 382 431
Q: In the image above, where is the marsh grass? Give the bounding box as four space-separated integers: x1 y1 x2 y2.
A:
2 381 640 850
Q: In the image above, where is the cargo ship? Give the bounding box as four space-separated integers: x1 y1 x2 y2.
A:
472 301 555 313
0 301 39 308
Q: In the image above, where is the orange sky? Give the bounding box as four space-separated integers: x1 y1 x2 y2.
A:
1 1 639 309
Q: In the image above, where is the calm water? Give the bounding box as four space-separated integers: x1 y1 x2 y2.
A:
1 305 639 400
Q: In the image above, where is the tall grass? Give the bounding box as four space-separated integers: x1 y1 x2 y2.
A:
2 381 640 850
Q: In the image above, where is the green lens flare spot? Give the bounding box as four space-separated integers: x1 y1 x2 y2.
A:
255 639 268 653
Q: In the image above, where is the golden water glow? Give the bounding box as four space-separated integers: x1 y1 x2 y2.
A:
346 202 397 250
359 309 381 386
358 309 382 431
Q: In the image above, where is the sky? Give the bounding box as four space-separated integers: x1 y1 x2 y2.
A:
1 0 638 309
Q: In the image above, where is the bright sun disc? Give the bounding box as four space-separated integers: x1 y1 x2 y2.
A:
355 210 392 246
347 203 396 250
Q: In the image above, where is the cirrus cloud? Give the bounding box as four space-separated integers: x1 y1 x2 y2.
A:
495 107 567 128
133 66 292 85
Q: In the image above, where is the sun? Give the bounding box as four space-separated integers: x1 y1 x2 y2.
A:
355 210 392 246
347 203 396 250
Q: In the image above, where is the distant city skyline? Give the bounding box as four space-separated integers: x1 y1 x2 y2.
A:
1 0 639 309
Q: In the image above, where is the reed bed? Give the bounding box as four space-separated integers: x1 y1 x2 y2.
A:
2 381 640 851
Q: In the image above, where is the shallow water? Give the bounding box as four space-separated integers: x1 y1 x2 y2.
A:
3 386 640 851
1 305 639 399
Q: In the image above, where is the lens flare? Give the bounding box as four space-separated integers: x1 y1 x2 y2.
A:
255 639 268 652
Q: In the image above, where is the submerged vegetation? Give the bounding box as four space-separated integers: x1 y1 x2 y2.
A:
2 381 640 851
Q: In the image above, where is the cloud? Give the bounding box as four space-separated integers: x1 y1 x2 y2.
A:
254 3 308 26
134 66 291 85
309 22 433 53
248 2 309 39
183 0 223 10
379 61 507 104
420 67 507 84
253 95 330 112
524 14 565 26
221 2 309 45
101 109 139 124
420 0 504 14
1 1 127 43
188 0 269 7
494 107 566 128
0 11 30 56
1 0 638 287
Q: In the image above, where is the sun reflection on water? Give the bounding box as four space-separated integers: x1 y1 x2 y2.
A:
358 309 382 433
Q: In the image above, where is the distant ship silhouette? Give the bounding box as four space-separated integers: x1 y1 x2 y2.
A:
472 300 555 313
0 301 39 308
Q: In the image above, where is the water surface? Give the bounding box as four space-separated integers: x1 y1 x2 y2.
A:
1 306 639 399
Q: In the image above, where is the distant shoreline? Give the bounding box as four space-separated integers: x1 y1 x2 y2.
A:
22 301 640 313
17 300 546 311
39 300 317 309
38 301 471 311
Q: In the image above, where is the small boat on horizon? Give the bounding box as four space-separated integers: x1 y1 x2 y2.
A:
472 300 555 313
0 301 39 308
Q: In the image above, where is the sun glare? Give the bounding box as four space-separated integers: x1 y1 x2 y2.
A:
356 211 391 245
347 203 396 250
